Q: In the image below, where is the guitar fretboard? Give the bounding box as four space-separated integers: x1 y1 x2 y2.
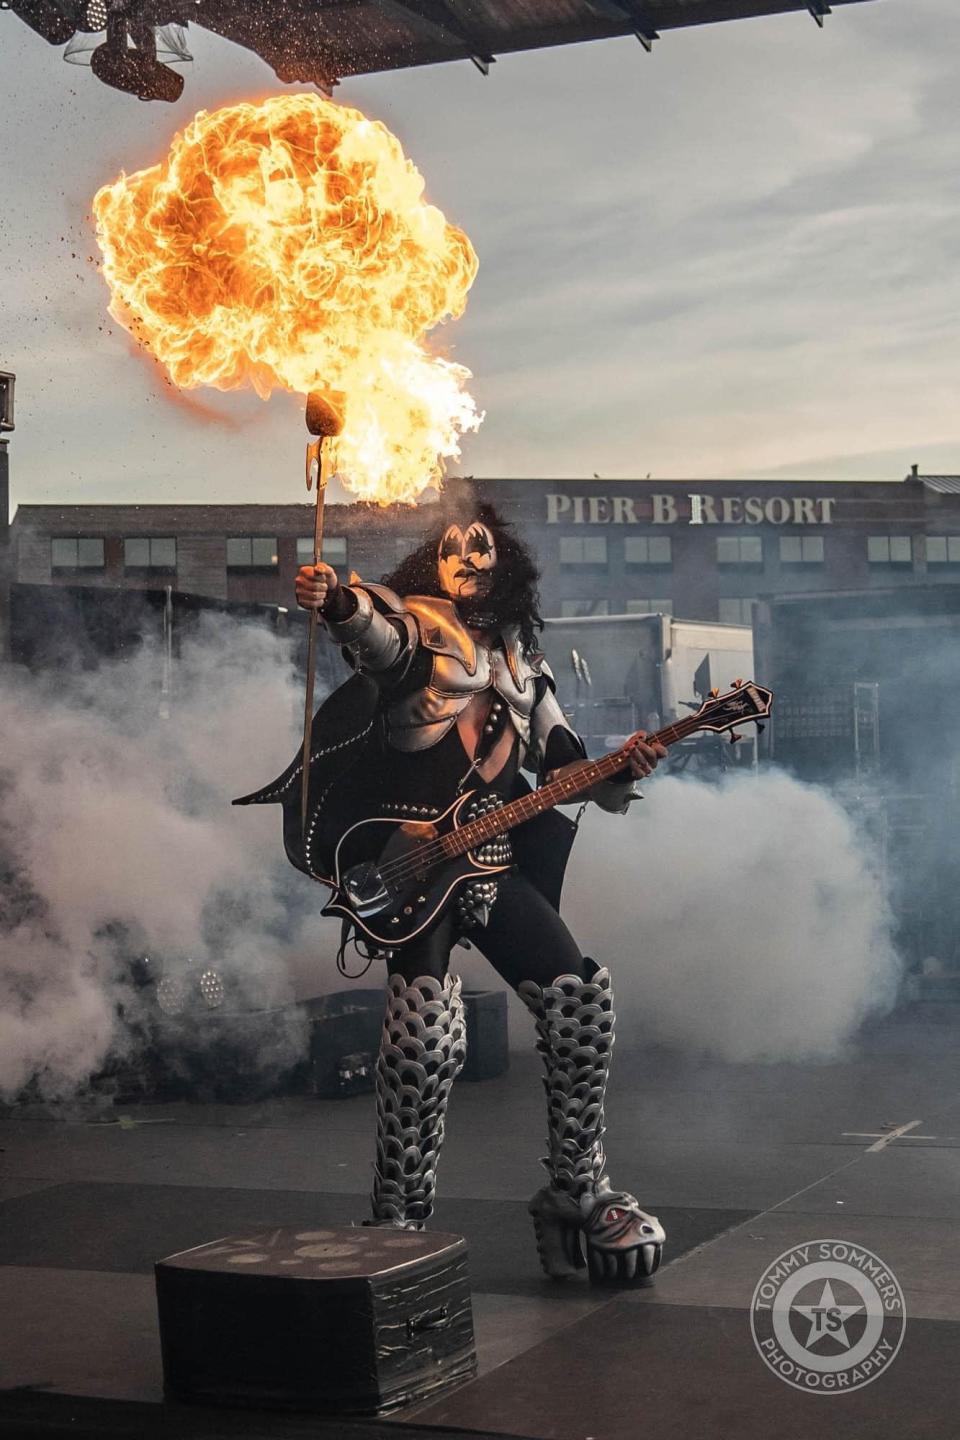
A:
440 711 707 861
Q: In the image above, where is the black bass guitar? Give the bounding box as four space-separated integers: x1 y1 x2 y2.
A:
318 681 773 948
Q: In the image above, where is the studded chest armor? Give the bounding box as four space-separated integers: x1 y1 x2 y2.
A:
383 595 542 756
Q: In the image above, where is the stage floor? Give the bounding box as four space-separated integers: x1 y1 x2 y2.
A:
1 1004 958 1439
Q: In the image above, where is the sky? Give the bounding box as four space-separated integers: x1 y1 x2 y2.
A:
1 0 958 511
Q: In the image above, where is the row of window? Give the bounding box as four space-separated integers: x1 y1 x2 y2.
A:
45 532 960 575
49 535 352 572
559 598 675 617
558 597 756 623
228 536 351 568
560 534 960 567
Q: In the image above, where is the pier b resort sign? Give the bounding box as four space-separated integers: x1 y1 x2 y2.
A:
545 493 837 526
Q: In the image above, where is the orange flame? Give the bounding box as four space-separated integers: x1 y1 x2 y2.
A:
92 94 481 504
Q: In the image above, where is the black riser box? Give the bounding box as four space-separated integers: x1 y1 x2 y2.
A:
156 1227 476 1415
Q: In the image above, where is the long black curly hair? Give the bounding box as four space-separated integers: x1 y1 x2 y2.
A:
382 491 544 652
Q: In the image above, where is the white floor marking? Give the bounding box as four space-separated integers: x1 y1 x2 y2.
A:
843 1131 936 1143
838 1119 924 1152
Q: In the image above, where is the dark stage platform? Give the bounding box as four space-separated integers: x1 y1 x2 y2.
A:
1 1006 958 1439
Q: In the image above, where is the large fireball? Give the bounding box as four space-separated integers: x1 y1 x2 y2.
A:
92 94 481 504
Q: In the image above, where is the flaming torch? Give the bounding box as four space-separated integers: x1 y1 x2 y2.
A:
92 93 482 826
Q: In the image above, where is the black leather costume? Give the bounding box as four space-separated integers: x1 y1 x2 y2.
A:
236 576 665 1275
237 579 632 983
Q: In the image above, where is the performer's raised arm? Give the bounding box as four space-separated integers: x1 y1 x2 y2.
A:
295 563 414 677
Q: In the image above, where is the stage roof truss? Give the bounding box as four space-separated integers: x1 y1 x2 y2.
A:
6 0 879 100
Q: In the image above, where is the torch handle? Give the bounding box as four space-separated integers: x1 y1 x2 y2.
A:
300 443 331 838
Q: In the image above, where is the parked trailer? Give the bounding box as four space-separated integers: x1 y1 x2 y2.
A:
542 612 754 759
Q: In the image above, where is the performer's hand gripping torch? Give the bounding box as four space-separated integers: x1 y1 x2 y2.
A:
301 391 345 838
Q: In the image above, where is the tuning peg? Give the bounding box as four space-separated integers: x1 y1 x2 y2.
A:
729 732 743 744
732 678 743 688
709 687 719 699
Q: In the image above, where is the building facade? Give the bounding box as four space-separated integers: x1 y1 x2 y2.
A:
9 471 960 623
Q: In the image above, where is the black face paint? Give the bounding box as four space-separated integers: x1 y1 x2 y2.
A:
437 520 498 601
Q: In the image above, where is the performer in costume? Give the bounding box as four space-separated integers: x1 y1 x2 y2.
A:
237 496 667 1283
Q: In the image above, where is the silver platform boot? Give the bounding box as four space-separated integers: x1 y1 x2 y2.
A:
368 973 468 1229
518 965 666 1284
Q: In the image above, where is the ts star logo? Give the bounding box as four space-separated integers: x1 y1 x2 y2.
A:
792 1279 865 1351
750 1240 906 1394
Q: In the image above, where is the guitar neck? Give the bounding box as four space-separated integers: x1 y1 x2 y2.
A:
441 711 706 861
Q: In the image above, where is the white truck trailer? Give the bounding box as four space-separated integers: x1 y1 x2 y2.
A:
542 612 754 758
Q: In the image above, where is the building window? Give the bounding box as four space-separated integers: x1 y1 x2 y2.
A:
779 535 824 564
227 536 279 569
297 536 347 566
867 535 912 565
626 598 673 616
560 536 608 566
51 537 104 570
624 536 671 566
718 598 755 625
560 599 610 617
716 535 763 565
926 535 960 564
124 537 176 569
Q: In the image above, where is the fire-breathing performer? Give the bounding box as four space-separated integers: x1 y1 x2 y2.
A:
91 89 669 1280
236 491 668 1284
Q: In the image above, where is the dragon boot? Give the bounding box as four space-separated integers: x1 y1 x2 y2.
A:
518 965 665 1284
368 973 468 1229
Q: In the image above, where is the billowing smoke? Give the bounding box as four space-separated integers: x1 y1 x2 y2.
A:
1 619 902 1100
0 614 340 1101
560 771 900 1062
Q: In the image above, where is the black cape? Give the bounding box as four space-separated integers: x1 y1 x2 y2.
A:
233 671 578 913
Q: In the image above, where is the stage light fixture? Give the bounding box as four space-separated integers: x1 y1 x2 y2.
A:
90 34 184 99
198 968 226 1010
68 14 190 100
156 974 190 1016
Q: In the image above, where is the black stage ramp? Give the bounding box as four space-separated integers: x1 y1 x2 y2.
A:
3 1016 959 1437
0 1181 747 1295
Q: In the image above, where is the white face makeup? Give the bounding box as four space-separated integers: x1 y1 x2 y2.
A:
437 521 498 600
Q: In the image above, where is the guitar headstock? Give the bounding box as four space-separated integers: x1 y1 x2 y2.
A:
694 680 774 742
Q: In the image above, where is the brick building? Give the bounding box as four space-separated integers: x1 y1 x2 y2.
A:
9 471 960 623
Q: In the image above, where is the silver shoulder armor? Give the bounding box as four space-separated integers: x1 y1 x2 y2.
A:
404 596 480 674
325 583 415 675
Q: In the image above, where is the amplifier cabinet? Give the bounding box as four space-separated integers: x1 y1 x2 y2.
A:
156 1226 476 1415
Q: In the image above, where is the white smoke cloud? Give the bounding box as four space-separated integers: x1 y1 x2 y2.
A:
0 614 339 1101
562 771 901 1062
0 624 902 1099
